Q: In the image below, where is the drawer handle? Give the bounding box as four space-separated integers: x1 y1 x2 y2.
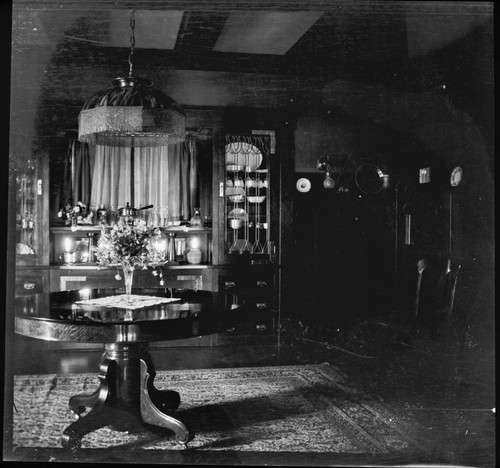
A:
256 303 267 309
23 283 35 290
256 280 268 287
224 281 236 289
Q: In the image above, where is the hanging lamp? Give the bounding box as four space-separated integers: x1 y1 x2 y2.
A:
78 10 185 147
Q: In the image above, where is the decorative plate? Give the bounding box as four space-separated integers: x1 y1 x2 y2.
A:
225 143 263 171
296 178 311 193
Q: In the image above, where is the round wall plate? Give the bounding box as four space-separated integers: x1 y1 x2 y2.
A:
296 177 311 193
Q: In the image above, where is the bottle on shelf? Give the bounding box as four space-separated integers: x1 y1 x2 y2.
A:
167 232 177 263
97 205 108 226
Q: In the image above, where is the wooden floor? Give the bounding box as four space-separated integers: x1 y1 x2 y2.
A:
5 318 496 467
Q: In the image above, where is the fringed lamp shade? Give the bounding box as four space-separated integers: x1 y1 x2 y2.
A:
78 76 186 147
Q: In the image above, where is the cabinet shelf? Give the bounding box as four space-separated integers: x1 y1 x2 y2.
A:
50 225 103 233
53 263 212 269
50 225 213 266
50 226 212 233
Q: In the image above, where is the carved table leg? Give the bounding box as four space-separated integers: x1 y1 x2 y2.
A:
62 358 135 448
140 359 190 444
68 357 111 416
69 388 101 417
140 350 181 412
61 402 117 450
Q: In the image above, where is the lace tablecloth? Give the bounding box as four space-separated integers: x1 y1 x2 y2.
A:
75 294 181 310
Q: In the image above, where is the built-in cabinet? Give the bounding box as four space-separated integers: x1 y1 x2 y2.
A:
15 107 293 345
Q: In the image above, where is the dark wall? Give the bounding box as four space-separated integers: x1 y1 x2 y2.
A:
290 174 397 323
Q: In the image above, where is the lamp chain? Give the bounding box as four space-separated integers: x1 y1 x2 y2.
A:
128 10 135 77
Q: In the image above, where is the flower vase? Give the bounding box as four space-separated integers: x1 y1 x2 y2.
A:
122 263 135 296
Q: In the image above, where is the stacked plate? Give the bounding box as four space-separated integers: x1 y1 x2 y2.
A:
225 143 263 171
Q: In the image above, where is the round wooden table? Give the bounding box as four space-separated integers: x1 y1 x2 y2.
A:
15 288 233 450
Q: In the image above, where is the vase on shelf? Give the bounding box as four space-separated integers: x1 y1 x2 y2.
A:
186 247 202 264
122 261 135 296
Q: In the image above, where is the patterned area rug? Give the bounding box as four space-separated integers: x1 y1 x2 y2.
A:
13 363 426 453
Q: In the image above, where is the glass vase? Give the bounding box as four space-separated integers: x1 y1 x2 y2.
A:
122 263 135 296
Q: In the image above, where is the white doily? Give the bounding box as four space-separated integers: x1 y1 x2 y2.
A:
76 294 181 310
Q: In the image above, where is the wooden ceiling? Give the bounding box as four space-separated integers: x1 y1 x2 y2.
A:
11 0 492 88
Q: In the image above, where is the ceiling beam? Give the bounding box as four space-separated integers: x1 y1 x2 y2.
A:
12 0 493 15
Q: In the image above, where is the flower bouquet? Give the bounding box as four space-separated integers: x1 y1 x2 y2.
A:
94 219 166 295
58 201 93 227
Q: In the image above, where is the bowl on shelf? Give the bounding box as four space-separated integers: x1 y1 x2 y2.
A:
225 187 245 196
228 208 248 222
228 194 245 203
247 195 266 203
228 218 242 230
166 220 182 227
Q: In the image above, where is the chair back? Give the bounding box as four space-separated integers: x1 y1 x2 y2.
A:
415 257 461 325
438 262 462 319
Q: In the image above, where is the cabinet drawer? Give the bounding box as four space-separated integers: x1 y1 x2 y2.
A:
54 272 120 291
219 274 274 294
220 277 246 294
52 269 205 292
244 299 276 313
16 272 48 296
223 316 276 335
248 277 274 298
150 274 203 291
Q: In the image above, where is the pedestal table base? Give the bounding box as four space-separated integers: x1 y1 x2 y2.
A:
60 343 190 449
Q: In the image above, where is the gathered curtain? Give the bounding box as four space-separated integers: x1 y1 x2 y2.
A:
81 134 198 221
89 145 132 210
60 135 200 221
61 139 94 208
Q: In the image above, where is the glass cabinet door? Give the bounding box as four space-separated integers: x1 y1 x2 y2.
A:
223 133 276 263
14 155 48 265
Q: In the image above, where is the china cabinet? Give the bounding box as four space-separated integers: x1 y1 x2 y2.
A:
222 133 276 263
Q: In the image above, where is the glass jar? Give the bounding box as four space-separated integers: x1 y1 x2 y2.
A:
186 237 202 264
